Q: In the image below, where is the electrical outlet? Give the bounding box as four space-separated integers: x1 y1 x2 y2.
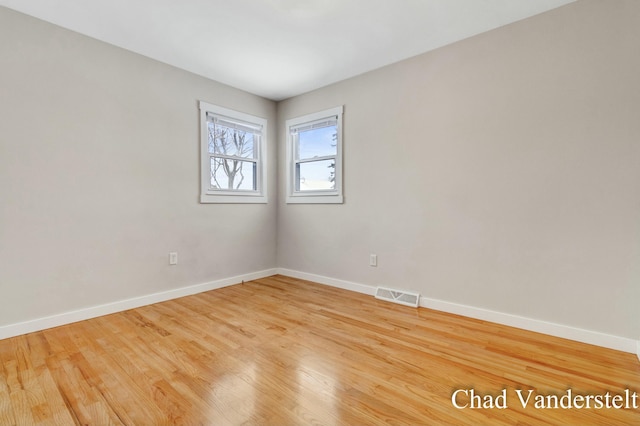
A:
369 254 377 267
169 252 178 265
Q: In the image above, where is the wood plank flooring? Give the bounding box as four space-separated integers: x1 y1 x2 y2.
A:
1 275 639 425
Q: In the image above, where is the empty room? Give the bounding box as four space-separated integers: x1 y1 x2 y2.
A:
1 0 639 424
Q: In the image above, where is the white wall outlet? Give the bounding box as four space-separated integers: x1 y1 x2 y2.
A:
369 254 378 267
169 252 178 265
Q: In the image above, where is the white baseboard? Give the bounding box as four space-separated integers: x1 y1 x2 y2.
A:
277 268 639 355
419 296 638 354
0 268 277 341
277 268 376 296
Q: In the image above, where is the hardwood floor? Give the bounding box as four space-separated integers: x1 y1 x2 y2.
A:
1 275 638 425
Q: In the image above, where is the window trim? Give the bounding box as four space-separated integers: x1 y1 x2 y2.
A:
285 106 343 204
199 101 268 204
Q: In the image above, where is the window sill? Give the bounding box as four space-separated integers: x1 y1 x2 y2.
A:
286 195 343 204
201 194 268 204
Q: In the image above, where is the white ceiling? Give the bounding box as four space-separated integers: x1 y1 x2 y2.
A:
0 0 574 101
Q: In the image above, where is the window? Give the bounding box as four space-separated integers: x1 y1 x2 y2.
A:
200 101 267 203
285 106 343 204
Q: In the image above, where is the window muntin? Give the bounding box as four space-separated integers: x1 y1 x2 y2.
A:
200 102 267 203
286 106 343 204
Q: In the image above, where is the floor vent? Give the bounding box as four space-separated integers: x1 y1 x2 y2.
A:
375 287 420 308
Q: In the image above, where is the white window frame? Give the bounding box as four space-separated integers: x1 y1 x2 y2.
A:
200 101 268 204
285 106 343 204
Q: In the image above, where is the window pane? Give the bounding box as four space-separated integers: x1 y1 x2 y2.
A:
208 123 255 158
296 159 335 191
298 125 337 160
210 158 256 190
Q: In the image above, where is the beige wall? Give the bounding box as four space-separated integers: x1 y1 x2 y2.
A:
277 0 640 339
0 7 277 326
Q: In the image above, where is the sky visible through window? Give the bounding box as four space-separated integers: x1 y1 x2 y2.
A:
298 126 336 189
